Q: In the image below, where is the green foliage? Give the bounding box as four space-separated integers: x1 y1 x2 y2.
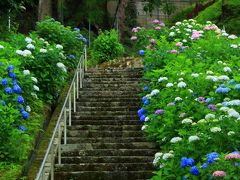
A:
195 0 222 24
35 18 85 67
170 5 194 24
90 29 124 64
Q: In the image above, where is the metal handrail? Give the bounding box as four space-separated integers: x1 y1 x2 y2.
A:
36 46 87 180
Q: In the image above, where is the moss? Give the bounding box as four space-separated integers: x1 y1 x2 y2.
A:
170 5 195 23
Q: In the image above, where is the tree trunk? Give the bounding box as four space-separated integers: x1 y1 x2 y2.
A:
117 0 128 39
38 0 52 21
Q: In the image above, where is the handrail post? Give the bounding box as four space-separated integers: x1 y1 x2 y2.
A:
58 125 61 164
77 67 79 99
68 93 72 126
73 82 76 112
64 108 67 144
80 62 83 88
84 46 87 71
51 145 54 180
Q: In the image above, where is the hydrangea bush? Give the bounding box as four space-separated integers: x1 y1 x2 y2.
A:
133 19 240 179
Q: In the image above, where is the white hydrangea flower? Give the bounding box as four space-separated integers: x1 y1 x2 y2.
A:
185 28 192 32
25 37 33 44
23 50 32 57
162 153 174 160
228 34 238 39
222 32 229 37
158 77 168 82
223 67 232 73
26 105 31 112
141 125 148 131
220 107 230 112
182 118 192 124
23 70 30 75
56 44 63 49
166 83 173 87
178 78 184 81
188 89 193 93
191 73 199 78
188 135 200 142
40 48 47 53
153 152 162 166
170 137 182 143
205 75 218 82
31 77 38 83
205 113 215 120
206 71 214 75
144 117 150 122
227 131 235 136
230 44 238 48
57 62 67 72
26 44 35 49
169 32 175 37
175 97 182 101
210 127 221 133
175 22 181 26
228 108 240 118
182 39 187 43
33 85 39 91
177 82 187 88
218 61 223 64
16 50 24 56
226 100 240 106
31 92 38 99
0 45 4 49
218 75 229 81
150 89 160 96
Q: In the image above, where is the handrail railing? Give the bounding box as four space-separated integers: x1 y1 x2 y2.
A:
36 45 87 180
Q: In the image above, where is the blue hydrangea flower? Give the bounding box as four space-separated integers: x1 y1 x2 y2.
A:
228 79 235 85
190 166 200 176
207 152 219 164
17 96 25 104
9 72 16 79
7 65 14 71
182 177 187 180
205 98 212 103
180 157 188 168
187 158 195 166
138 108 146 117
19 125 26 132
14 84 22 94
142 96 147 102
234 84 240 90
69 54 75 59
5 87 12 94
82 38 87 44
144 100 150 106
22 111 29 120
1 78 8 85
219 84 226 88
144 86 149 91
140 115 146 122
215 87 231 94
1 100 6 106
74 27 80 31
13 80 18 85
201 163 208 169
19 107 24 112
139 50 145 56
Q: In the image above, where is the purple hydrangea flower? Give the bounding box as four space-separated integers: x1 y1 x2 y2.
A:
154 109 164 115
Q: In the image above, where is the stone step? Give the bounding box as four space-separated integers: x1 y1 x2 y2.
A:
79 91 140 96
83 83 140 88
55 162 153 172
77 96 140 101
54 171 154 180
59 156 153 164
67 130 143 138
76 106 138 112
65 137 147 143
83 80 140 84
87 68 143 73
84 77 141 82
71 120 140 125
61 143 157 150
61 149 157 157
76 101 140 107
67 125 142 131
72 114 139 120
84 74 142 78
80 88 141 92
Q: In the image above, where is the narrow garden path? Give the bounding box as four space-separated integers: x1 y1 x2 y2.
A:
53 61 158 179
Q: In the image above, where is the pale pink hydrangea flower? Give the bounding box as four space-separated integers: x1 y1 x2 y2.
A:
170 49 178 54
130 36 137 41
191 31 201 39
225 152 240 160
155 26 161 30
212 171 226 177
152 19 160 24
176 42 183 47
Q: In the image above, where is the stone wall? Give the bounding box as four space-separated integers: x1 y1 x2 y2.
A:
107 0 197 26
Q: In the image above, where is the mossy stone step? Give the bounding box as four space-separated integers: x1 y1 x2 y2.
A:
76 106 138 111
55 162 153 171
65 137 147 143
67 125 142 131
67 130 144 138
71 120 140 125
76 101 140 107
54 171 154 180
59 156 153 164
72 114 139 120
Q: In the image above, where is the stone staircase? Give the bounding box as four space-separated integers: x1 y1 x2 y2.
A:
54 68 158 180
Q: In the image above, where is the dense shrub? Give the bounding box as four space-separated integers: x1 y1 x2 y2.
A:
90 29 124 64
132 19 240 179
35 18 85 68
